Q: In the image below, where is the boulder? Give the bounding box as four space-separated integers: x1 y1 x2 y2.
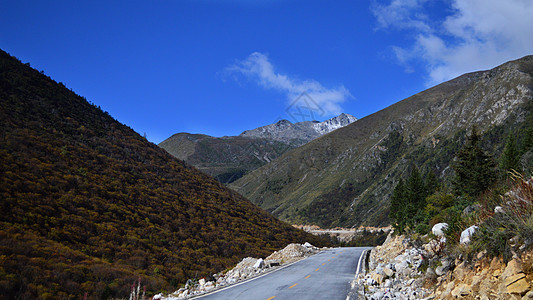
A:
204 281 215 292
383 267 394 277
451 284 472 297
253 258 265 269
436 260 451 276
460 225 478 245
463 204 481 216
495 206 504 213
266 259 281 267
432 223 448 237
371 273 384 285
506 278 530 295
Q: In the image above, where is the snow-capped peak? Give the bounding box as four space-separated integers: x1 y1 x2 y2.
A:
313 113 357 135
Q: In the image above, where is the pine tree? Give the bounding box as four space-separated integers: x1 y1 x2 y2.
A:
452 127 497 197
389 178 407 233
425 170 440 195
406 166 426 217
500 134 520 173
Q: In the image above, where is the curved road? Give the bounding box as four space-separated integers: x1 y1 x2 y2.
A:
197 247 370 300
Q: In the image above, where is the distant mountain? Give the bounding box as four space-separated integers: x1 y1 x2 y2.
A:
230 55 533 228
159 114 356 183
159 133 292 183
0 49 327 299
240 113 357 146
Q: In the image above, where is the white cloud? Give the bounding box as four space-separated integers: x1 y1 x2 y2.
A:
371 0 431 32
372 0 533 86
226 52 352 116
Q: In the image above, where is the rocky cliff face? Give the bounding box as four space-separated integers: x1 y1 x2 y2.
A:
230 55 533 227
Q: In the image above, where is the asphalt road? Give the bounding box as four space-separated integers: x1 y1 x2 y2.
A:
197 247 371 300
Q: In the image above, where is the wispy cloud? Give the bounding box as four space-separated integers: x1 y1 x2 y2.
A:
372 0 533 86
225 52 352 116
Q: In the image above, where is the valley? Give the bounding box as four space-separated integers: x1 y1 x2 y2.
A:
159 114 356 184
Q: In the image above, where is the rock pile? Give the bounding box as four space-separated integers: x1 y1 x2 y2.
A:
355 234 432 299
162 243 320 299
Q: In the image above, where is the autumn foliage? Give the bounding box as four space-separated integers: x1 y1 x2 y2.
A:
0 49 328 299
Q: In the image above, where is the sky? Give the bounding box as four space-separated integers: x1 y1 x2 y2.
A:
1 0 532 144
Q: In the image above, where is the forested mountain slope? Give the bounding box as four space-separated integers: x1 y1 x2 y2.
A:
0 49 326 299
159 133 293 183
231 55 533 228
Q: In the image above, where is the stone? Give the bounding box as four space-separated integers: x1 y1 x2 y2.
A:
371 273 384 285
503 259 523 278
463 204 481 216
253 258 264 269
303 242 313 248
204 281 215 292
432 223 448 237
451 284 472 297
436 260 451 276
460 225 479 245
507 278 530 295
198 278 206 286
495 206 504 213
505 273 527 287
383 267 394 277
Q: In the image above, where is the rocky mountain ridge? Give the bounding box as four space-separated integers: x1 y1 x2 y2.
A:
230 55 533 228
159 113 356 183
240 113 357 145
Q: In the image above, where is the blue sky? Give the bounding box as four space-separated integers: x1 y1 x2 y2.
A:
1 0 532 144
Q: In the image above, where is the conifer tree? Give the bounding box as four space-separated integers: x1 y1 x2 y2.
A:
452 127 497 197
425 170 439 195
389 178 407 233
406 165 426 220
500 134 520 173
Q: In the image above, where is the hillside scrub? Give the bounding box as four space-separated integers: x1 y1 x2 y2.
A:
389 121 533 262
0 49 330 299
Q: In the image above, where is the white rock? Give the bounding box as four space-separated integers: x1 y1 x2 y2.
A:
303 242 313 248
460 225 478 245
432 223 448 237
198 278 206 286
153 294 163 300
494 206 504 213
253 258 264 269
436 260 450 276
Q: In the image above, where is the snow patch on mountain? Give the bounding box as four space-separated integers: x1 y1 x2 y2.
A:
240 113 357 145
313 113 358 135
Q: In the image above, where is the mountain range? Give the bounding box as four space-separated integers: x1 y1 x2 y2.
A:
0 49 326 299
229 55 533 228
159 113 357 183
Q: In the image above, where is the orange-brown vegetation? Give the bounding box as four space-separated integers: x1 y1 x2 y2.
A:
0 49 328 299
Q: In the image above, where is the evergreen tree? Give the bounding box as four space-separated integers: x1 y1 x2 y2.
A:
425 170 440 195
389 178 407 233
500 134 520 173
452 127 497 197
519 127 533 156
406 165 426 219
